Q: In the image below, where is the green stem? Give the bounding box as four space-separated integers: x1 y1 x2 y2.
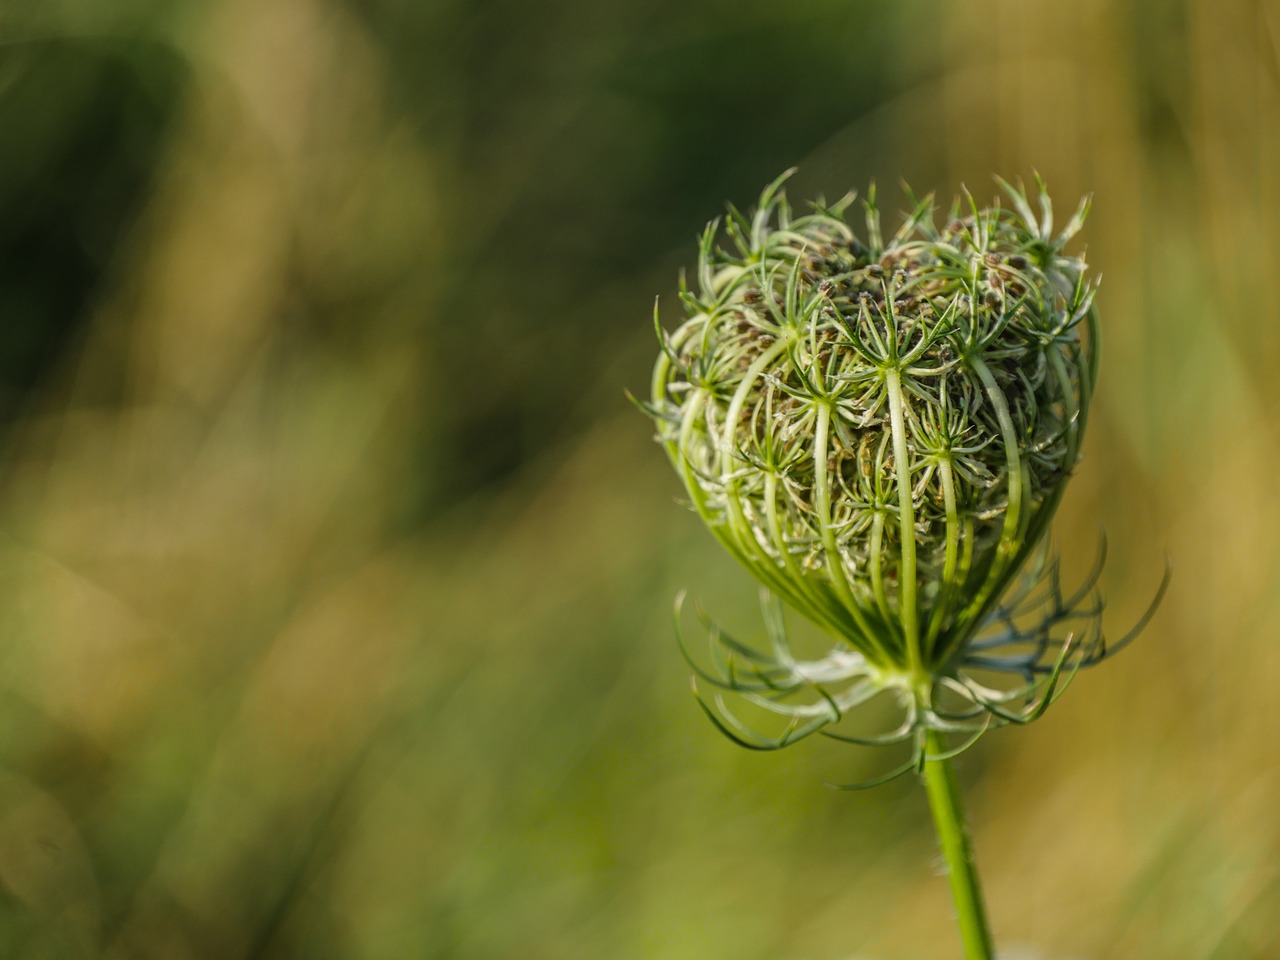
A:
922 729 994 960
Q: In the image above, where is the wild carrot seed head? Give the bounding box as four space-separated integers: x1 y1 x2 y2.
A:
641 172 1164 767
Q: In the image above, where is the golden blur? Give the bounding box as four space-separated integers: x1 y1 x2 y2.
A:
0 1 1276 957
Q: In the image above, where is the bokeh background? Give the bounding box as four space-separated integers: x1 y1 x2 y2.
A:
0 0 1276 957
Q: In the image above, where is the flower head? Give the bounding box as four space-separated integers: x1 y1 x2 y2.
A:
641 172 1164 775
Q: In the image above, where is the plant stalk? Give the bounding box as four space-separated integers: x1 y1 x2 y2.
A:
922 729 995 960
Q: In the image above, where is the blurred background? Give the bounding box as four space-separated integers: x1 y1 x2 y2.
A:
0 0 1276 957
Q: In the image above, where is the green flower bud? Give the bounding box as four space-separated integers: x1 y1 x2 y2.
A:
641 172 1164 771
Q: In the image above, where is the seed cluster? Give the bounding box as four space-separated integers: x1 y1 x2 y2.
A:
647 174 1097 677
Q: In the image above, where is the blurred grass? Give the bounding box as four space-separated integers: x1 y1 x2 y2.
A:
0 0 1277 957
